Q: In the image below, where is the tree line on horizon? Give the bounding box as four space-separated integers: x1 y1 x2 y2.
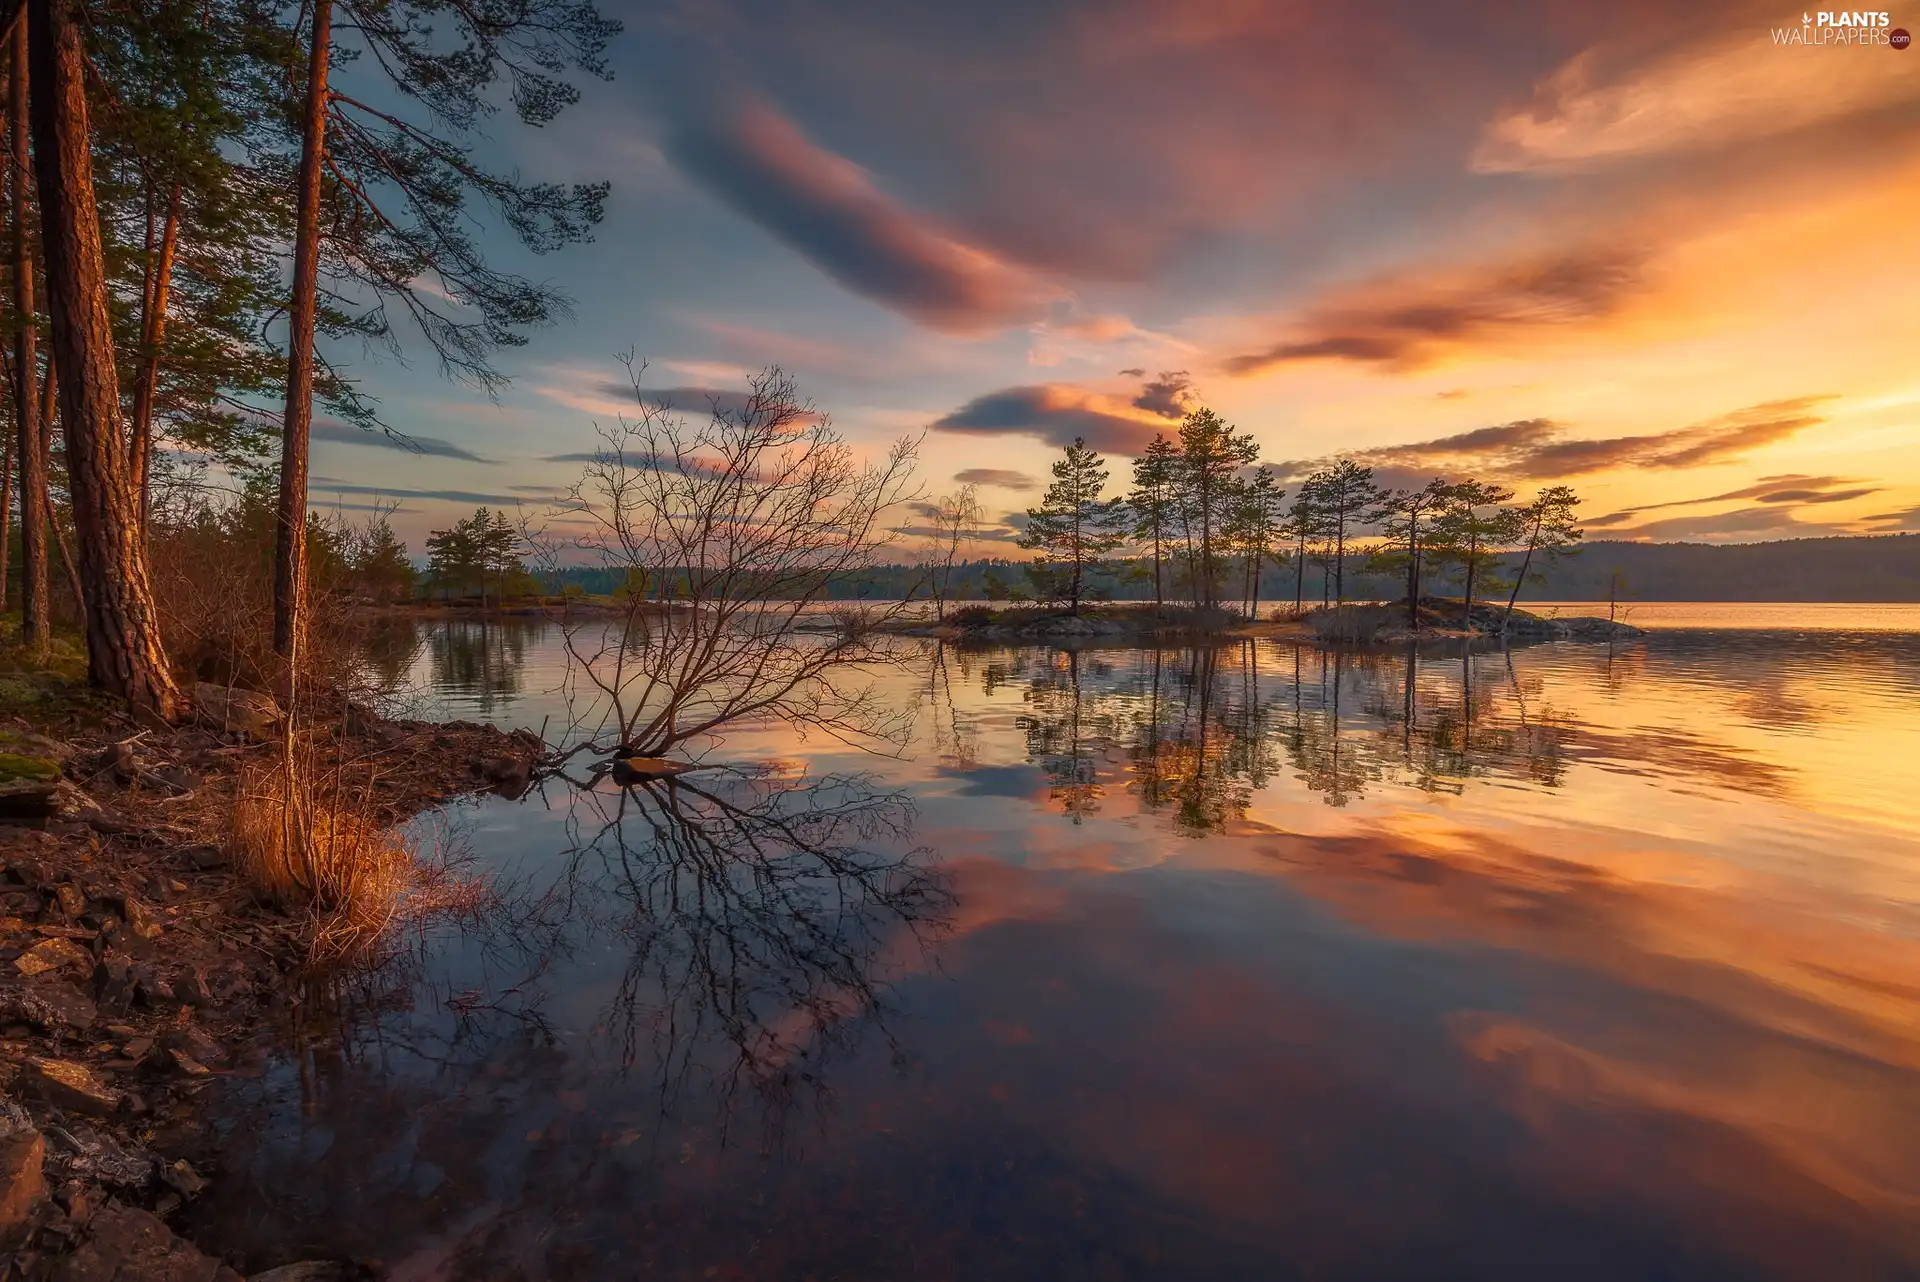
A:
941 409 1585 627
0 0 616 714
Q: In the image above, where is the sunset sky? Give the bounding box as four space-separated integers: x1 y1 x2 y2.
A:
302 0 1920 553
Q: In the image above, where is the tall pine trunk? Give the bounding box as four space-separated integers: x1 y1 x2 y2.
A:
1151 530 1162 613
1405 522 1420 628
0 442 11 612
11 25 48 657
1292 528 1304 613
274 0 331 657
27 0 180 717
1462 542 1478 629
1333 511 1345 604
130 179 181 529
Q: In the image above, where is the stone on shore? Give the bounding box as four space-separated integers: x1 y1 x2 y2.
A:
190 684 284 740
15 937 93 979
0 1124 47 1242
0 752 65 826
0 978 98 1036
50 1201 242 1282
19 1057 122 1118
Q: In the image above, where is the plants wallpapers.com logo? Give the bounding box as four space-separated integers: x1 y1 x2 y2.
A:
1772 12 1910 43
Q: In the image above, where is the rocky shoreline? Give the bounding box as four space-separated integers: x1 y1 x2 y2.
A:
0 677 545 1281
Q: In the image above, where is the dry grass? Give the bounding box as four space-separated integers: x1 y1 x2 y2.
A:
226 747 421 963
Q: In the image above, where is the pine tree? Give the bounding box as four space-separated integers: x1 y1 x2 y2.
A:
347 515 414 603
1174 408 1258 609
1128 434 1179 611
1223 467 1285 619
1502 485 1583 631
1019 438 1126 615
273 0 619 654
9 19 49 658
1312 459 1382 604
1430 480 1521 624
1375 477 1452 627
27 0 184 718
1282 488 1322 614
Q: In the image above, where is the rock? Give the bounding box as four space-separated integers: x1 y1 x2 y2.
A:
51 1200 242 1282
0 752 63 827
51 781 105 821
181 845 226 871
160 1026 225 1068
93 954 137 1012
0 1124 46 1242
51 881 86 919
7 855 48 886
43 1122 152 1189
173 968 213 1007
610 756 699 782
191 683 284 740
0 730 76 764
0 979 98 1035
164 1049 211 1078
251 1265 349 1282
120 896 164 941
19 1057 121 1117
16 937 93 978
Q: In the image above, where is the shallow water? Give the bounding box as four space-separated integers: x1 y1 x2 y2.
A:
197 619 1920 1280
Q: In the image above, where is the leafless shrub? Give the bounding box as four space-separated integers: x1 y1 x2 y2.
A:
527 358 923 761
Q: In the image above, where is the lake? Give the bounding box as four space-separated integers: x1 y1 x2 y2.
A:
192 614 1920 1280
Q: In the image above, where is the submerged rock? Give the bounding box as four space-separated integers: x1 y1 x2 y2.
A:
610 756 700 782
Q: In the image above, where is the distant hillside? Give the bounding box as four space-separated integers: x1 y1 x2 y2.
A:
1520 535 1920 602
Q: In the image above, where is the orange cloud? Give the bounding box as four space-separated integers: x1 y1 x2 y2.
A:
1222 245 1652 376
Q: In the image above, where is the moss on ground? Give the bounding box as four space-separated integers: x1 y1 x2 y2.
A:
0 751 61 783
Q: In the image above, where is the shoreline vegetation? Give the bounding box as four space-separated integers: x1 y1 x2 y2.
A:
884 600 1645 644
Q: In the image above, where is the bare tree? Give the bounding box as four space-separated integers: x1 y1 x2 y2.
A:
923 482 980 622
532 359 923 762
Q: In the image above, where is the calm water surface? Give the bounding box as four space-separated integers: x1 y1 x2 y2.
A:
197 616 1920 1280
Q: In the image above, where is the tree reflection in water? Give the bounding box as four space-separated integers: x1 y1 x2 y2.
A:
425 617 535 713
997 641 1577 831
551 768 954 1142
195 767 951 1273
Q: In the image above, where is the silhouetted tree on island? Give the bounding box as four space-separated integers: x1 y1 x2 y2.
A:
1019 436 1127 615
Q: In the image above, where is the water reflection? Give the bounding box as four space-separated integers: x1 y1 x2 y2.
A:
193 768 951 1274
192 623 1920 1279
550 770 953 1136
423 617 536 715
995 641 1581 829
